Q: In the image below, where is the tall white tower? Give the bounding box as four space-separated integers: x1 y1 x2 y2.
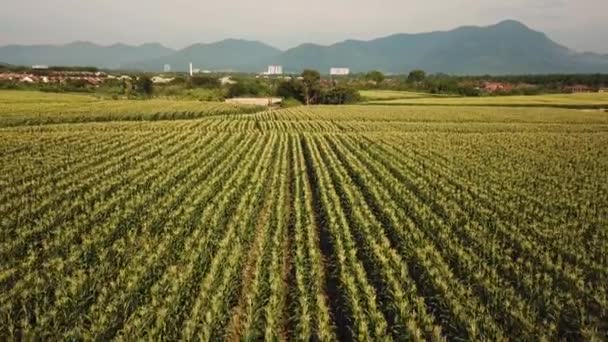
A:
189 63 193 76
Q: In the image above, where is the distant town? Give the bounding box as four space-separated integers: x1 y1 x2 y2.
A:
1 61 607 109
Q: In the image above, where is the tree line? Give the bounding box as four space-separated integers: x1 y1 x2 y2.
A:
359 70 608 95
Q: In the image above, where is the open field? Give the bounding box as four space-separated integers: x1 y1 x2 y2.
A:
0 90 259 127
1 94 608 340
359 90 452 101
365 90 608 108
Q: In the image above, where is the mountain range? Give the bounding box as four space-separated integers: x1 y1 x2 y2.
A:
1 20 607 75
0 42 174 69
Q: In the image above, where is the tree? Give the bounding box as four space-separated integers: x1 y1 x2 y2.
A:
321 84 361 104
408 69 426 83
366 70 385 84
276 80 304 102
136 76 154 96
189 75 220 89
65 78 88 89
226 78 269 98
301 69 321 105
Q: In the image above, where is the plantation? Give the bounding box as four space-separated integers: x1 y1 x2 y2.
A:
359 90 452 101
364 90 608 108
0 91 260 127
1 93 607 341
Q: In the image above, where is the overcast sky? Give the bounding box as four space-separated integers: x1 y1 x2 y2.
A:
1 0 607 53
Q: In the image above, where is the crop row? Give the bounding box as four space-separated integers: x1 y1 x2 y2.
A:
1 112 607 340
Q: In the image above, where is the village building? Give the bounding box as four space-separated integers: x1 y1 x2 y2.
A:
482 82 513 93
565 85 592 93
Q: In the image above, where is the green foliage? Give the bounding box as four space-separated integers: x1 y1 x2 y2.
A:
65 78 89 89
321 84 361 104
1 101 606 341
301 69 321 105
136 76 154 96
227 78 270 98
47 66 99 72
276 80 304 103
407 69 427 83
365 70 385 84
279 97 302 108
169 76 187 85
188 75 220 89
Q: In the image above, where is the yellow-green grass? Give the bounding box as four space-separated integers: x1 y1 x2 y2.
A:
359 90 451 100
0 90 260 127
256 105 608 126
366 92 608 108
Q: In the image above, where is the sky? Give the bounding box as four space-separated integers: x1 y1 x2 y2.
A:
1 0 607 53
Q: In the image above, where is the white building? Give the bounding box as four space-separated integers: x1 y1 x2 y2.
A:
163 64 171 72
265 65 283 75
220 76 237 85
32 65 49 70
152 76 174 84
330 67 350 76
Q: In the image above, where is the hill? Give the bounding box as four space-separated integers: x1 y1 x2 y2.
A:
0 42 175 69
2 20 608 74
124 39 282 72
276 20 608 74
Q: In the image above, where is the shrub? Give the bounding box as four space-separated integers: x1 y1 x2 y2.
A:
280 98 303 108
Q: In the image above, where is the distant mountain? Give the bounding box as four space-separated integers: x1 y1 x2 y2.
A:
124 39 283 72
2 20 608 74
0 41 175 69
275 20 608 74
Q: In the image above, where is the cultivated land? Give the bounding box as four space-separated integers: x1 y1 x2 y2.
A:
359 90 453 101
1 91 607 340
363 90 608 109
0 91 259 127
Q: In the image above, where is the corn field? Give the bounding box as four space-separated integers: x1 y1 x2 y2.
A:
1 103 607 341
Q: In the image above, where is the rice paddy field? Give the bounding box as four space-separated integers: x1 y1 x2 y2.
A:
1 90 607 341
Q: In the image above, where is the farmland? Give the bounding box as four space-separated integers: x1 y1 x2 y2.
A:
1 91 608 341
359 90 453 101
0 90 260 127
363 90 608 109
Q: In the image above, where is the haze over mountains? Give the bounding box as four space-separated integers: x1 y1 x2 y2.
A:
0 42 174 70
1 20 607 75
